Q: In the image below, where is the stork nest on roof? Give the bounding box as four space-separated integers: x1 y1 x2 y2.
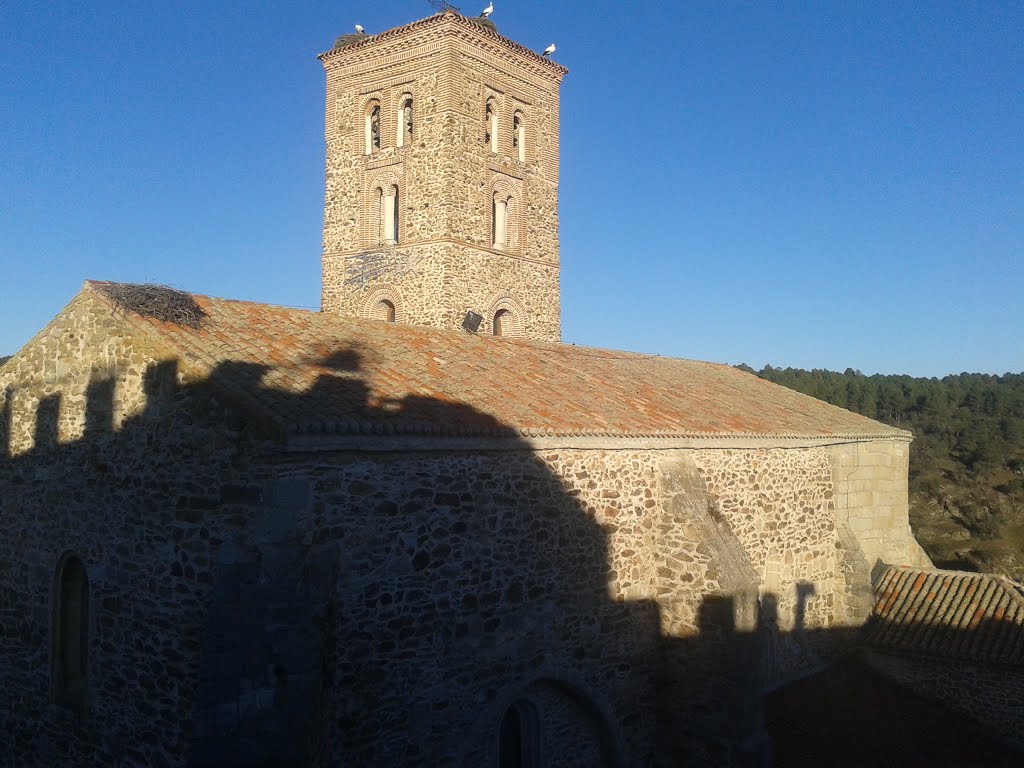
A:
98 283 206 329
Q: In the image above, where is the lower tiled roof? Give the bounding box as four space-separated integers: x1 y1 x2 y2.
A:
87 282 911 442
865 565 1024 663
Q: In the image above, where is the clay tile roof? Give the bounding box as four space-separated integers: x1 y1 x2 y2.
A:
864 565 1024 664
85 282 911 442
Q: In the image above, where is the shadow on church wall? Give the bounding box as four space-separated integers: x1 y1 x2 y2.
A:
1 349 1022 767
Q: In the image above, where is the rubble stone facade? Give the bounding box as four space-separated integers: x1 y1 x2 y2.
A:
865 652 1024 748
0 291 931 766
319 12 565 342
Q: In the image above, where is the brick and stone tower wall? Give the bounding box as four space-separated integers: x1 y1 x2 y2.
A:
318 11 567 342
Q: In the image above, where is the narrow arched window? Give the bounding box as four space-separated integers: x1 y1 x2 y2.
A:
376 186 385 243
498 699 539 768
391 186 400 243
493 309 511 336
380 185 399 244
513 111 525 162
375 299 396 322
485 97 498 153
365 103 381 154
492 193 510 249
52 553 89 711
397 95 413 147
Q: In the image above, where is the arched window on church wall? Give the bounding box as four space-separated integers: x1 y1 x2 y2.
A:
365 102 381 155
374 186 384 243
397 94 413 147
496 680 616 766
485 97 498 153
378 184 398 245
498 699 540 768
367 172 401 247
375 299 396 322
493 308 512 336
492 193 511 250
487 296 525 338
361 289 403 324
513 111 525 162
391 186 399 243
52 552 89 711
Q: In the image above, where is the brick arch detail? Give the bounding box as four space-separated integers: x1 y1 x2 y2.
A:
488 175 522 251
392 89 414 110
491 175 516 200
362 169 403 245
360 286 405 323
368 168 401 194
362 95 382 114
512 106 529 162
393 90 415 146
485 294 526 337
484 92 503 150
361 96 384 155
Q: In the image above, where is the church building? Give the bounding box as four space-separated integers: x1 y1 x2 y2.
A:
7 10 998 767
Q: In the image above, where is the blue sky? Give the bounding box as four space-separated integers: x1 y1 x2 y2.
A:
1 1 1021 377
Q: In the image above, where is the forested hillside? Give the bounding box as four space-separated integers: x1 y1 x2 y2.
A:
0 356 11 367
744 365 1024 579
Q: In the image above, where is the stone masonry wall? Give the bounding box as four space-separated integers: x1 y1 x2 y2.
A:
1 301 912 766
2 364 828 768
322 240 560 341
688 441 922 685
0 294 155 456
828 441 931 569
690 447 844 682
290 448 664 766
864 651 1024 748
0 305 666 767
0 297 293 765
654 455 766 764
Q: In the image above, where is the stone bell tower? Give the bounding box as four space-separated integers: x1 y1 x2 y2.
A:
318 11 567 341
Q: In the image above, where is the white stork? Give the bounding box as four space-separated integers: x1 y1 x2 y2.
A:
482 3 494 18
542 43 556 57
355 24 365 34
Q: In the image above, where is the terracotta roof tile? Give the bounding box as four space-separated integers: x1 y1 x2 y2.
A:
87 282 911 442
865 565 1024 663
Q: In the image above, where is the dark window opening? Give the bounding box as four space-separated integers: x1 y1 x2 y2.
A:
53 553 89 711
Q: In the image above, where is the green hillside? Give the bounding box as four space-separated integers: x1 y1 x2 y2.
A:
745 365 1024 578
